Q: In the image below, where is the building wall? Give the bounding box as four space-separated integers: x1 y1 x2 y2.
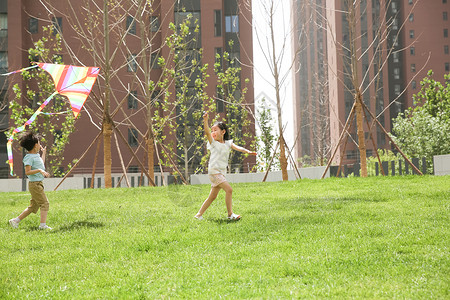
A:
293 0 449 166
3 0 254 179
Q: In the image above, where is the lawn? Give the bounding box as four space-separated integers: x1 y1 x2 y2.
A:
1 176 449 299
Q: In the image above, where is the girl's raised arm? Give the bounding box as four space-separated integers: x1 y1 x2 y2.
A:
203 112 213 144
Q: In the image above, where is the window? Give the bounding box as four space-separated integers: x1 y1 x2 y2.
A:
444 12 448 21
214 47 222 72
392 18 398 30
0 51 8 69
409 14 414 22
52 54 63 64
126 16 136 35
410 47 415 55
150 16 160 32
411 64 416 72
393 52 399 63
391 2 397 13
225 15 239 33
216 87 224 113
394 67 400 79
0 14 6 37
445 45 449 54
446 62 450 72
128 128 138 147
52 17 62 35
445 29 449 38
151 52 160 69
127 54 137 72
409 30 414 38
412 80 417 89
29 17 38 34
128 91 138 109
394 84 401 96
214 10 222 36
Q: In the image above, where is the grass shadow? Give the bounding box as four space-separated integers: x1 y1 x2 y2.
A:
209 217 242 225
55 220 105 232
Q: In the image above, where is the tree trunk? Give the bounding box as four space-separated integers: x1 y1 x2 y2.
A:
146 117 155 182
103 121 113 188
103 0 112 188
355 91 367 177
269 2 288 181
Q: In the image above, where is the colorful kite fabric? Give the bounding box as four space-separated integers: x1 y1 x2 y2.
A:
37 63 100 118
4 63 100 176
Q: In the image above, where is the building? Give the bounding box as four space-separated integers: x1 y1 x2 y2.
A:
1 0 254 180
292 0 449 166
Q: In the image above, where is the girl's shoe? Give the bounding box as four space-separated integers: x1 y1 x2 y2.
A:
227 213 241 220
194 215 204 220
39 225 52 230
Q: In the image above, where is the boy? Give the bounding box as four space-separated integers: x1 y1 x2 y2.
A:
9 131 52 230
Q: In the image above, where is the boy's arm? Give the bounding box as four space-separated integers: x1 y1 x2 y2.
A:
25 165 50 178
231 143 257 156
203 112 213 144
40 145 46 164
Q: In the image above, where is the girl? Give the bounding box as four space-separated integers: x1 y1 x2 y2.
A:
195 112 257 220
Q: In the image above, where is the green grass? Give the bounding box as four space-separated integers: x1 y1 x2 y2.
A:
1 176 449 299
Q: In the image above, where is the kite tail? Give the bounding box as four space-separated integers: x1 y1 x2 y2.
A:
0 64 39 76
6 91 57 176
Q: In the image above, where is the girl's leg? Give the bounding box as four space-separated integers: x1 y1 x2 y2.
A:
196 186 221 217
218 181 233 217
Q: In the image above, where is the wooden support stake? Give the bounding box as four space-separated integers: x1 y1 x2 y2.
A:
322 104 356 179
361 101 423 175
54 130 103 191
90 138 102 188
113 131 130 187
112 124 156 186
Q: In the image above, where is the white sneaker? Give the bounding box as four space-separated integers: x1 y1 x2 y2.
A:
39 225 53 230
227 213 241 220
9 219 19 229
194 215 204 220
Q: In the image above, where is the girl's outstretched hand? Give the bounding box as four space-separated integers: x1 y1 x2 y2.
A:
203 111 208 120
248 151 257 156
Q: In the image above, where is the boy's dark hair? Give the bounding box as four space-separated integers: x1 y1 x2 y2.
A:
213 121 230 140
18 131 39 151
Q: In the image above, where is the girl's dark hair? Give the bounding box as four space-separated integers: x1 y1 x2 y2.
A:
18 131 39 151
213 121 230 140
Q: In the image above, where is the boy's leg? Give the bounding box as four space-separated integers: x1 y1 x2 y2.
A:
40 210 48 224
18 207 33 220
196 186 221 217
218 181 233 217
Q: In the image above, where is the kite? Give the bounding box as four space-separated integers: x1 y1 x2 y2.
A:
2 63 100 175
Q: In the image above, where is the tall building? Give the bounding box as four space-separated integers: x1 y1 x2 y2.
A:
292 0 449 166
1 0 254 180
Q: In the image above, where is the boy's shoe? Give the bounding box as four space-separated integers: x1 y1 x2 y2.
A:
39 225 52 230
9 219 19 229
227 213 241 220
194 215 204 220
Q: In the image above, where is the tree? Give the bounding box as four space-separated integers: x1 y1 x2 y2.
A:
8 26 75 177
391 71 450 171
252 0 302 180
256 97 277 171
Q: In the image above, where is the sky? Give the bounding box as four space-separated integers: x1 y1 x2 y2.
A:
251 0 294 148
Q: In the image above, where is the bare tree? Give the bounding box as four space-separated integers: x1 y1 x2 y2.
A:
252 0 304 180
320 0 423 177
